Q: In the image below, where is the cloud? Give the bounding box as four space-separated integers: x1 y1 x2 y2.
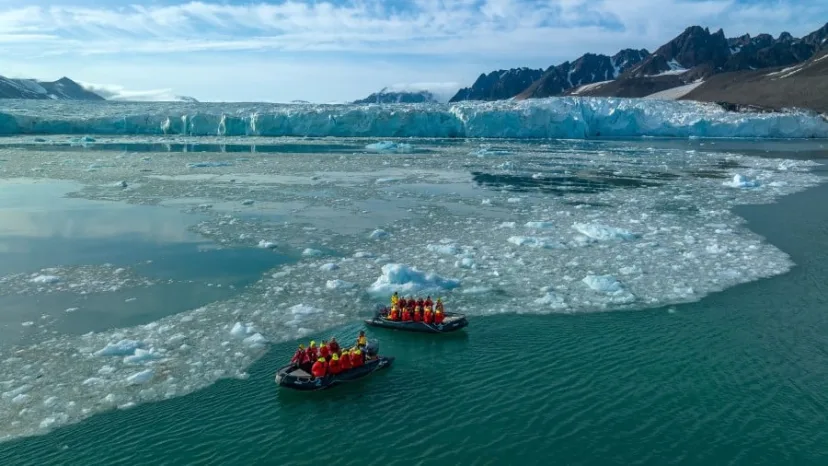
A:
0 0 825 101
76 81 198 102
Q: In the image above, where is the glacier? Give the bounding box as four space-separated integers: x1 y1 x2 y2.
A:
0 97 827 138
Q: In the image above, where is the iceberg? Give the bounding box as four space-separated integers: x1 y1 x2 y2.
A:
2 97 827 139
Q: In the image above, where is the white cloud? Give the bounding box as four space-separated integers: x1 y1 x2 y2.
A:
0 0 825 101
76 81 198 102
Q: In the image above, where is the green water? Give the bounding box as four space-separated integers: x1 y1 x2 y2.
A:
1 174 827 465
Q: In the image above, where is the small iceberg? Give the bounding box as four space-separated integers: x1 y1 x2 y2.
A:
365 141 413 152
573 223 638 241
723 174 760 188
368 263 460 296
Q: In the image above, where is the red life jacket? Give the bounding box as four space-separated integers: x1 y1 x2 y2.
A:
291 349 304 364
351 353 363 367
402 309 411 321
340 353 353 370
413 311 422 322
435 311 444 324
329 341 341 354
424 310 433 323
311 360 327 378
328 358 342 375
417 299 425 308
320 345 330 359
308 347 318 361
389 309 399 320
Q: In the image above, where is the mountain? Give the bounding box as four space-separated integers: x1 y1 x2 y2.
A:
680 48 828 113
449 68 545 102
0 76 104 100
353 88 440 104
516 49 649 99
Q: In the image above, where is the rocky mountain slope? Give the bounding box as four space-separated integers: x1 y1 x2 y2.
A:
451 22 828 111
0 76 104 100
352 88 440 104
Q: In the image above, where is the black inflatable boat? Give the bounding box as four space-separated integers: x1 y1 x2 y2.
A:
275 341 393 391
365 307 468 333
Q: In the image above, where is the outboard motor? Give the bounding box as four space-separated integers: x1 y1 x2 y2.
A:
365 339 379 358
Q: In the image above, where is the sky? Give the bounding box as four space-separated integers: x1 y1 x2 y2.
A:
0 0 825 103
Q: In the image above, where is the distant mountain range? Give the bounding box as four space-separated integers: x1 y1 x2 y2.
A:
352 87 440 104
0 76 200 102
450 22 828 112
0 76 104 100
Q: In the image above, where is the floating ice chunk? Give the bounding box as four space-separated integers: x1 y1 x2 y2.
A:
573 223 638 241
123 348 159 364
582 274 625 293
582 274 636 304
242 199 254 205
2 384 32 399
525 221 555 229
319 263 339 271
365 141 412 152
230 322 255 338
455 257 476 269
353 251 374 258
368 263 460 296
302 248 323 257
12 394 31 405
426 243 460 255
126 369 154 385
258 240 277 249
243 333 268 348
507 236 566 249
535 291 568 310
21 321 34 327
499 222 516 228
94 339 144 357
29 274 60 284
65 307 78 313
724 174 760 188
326 279 357 290
369 229 390 240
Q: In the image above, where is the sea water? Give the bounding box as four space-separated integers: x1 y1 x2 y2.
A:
0 100 826 465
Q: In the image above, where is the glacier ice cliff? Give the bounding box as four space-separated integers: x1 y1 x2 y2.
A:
0 97 827 139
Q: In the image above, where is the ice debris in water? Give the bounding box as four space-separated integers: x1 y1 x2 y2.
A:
29 274 60 284
301 248 323 257
369 264 460 296
365 141 413 152
573 223 638 241
369 229 390 240
724 174 760 188
258 240 277 249
0 130 823 442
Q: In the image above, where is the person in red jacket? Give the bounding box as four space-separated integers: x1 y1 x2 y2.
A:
328 353 342 375
340 350 352 371
434 308 445 324
350 348 363 367
416 298 425 309
388 305 400 321
311 357 327 379
412 306 422 322
423 306 434 324
425 296 433 308
401 306 412 321
328 337 341 355
319 341 330 360
290 344 305 365
307 341 318 361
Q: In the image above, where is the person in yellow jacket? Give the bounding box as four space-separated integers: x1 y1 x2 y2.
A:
356 330 367 348
391 291 399 307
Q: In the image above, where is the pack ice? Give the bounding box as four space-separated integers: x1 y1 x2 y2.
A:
0 130 825 443
1 97 827 138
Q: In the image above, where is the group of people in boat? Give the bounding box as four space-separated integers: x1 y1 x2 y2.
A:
290 330 371 379
385 292 446 324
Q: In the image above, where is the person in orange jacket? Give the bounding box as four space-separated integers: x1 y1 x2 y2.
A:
350 348 363 367
319 341 330 360
340 350 353 371
401 306 412 321
311 357 327 378
388 305 400 321
328 353 342 375
423 306 434 324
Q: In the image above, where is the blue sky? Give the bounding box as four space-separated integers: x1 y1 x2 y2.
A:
0 0 825 102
